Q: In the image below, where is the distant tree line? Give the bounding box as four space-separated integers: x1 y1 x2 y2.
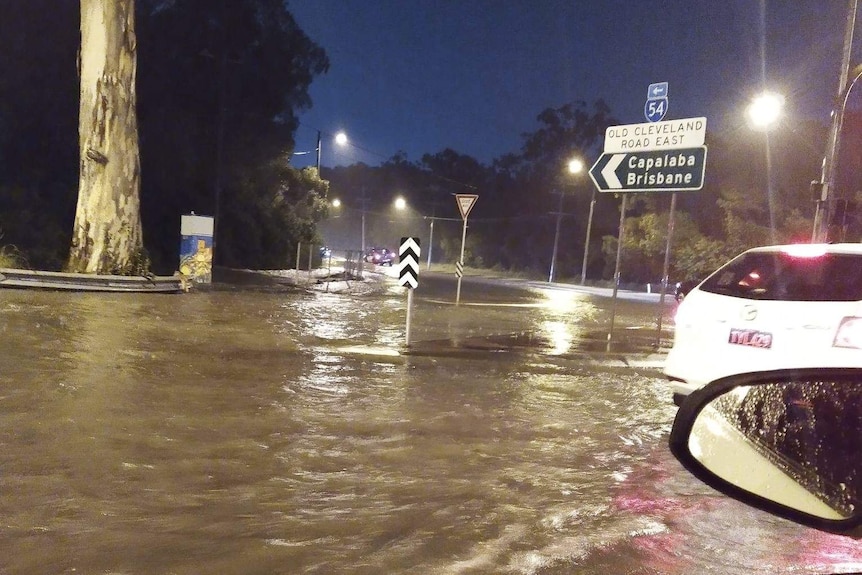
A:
324 110 861 285
1 1 859 281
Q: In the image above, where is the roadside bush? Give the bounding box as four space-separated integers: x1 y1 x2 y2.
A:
0 230 27 268
0 245 26 268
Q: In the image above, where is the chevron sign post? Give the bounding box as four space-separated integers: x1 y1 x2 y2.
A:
398 237 420 288
398 237 420 346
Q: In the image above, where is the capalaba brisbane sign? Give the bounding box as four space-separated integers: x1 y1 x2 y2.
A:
589 117 707 193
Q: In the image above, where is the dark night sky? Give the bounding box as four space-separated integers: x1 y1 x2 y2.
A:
287 1 858 169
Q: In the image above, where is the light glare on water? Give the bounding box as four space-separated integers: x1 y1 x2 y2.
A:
0 287 858 574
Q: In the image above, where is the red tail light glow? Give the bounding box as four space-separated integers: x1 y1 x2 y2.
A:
781 244 828 258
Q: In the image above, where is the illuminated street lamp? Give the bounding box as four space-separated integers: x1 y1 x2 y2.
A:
572 156 596 286
746 91 784 131
549 158 584 283
746 91 784 243
316 130 349 174
394 196 407 210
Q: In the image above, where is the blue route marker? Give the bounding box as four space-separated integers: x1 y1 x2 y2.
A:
645 82 669 123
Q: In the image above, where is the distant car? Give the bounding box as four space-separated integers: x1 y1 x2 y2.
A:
364 247 395 266
665 243 862 406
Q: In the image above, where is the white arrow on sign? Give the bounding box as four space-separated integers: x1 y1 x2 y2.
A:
601 154 624 189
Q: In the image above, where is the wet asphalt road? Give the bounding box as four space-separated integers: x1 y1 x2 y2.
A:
0 270 860 574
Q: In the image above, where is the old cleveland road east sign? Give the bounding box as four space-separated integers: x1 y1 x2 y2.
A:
603 117 706 153
589 146 707 193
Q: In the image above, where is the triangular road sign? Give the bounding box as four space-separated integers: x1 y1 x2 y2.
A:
455 194 478 221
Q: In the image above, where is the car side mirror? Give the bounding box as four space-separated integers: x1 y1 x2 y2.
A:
669 368 862 534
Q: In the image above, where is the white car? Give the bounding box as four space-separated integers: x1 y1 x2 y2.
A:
665 243 862 405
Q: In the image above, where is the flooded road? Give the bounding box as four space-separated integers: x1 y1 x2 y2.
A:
1 279 860 574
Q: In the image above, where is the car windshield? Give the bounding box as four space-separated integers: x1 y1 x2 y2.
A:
699 252 862 302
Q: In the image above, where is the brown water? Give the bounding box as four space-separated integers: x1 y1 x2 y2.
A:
0 286 860 574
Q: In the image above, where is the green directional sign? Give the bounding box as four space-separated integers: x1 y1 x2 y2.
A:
589 146 707 193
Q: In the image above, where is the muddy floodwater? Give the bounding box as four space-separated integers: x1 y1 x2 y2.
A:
1 282 860 574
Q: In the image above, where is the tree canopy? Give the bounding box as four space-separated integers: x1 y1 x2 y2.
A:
0 0 329 274
0 1 852 282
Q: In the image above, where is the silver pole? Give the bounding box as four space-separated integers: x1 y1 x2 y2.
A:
655 193 676 348
427 217 434 270
456 218 467 305
405 288 414 346
581 187 596 285
358 209 366 279
315 130 321 174
549 190 563 283
607 194 628 352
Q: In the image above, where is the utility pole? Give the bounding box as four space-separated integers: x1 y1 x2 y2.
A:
813 0 858 242
315 130 322 174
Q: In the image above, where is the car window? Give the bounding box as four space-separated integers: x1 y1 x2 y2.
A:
699 252 862 302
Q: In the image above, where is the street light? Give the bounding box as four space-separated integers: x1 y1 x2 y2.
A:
746 92 784 131
746 90 784 244
548 158 583 283
573 157 596 286
394 196 407 211
315 130 349 174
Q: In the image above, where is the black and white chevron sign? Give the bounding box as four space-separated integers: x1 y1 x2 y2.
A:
398 237 420 288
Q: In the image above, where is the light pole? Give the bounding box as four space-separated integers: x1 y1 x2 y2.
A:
548 188 565 283
810 0 858 242
547 158 583 283
315 130 349 174
814 62 862 242
746 90 784 244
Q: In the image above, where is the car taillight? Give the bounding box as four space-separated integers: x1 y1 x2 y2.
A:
781 244 829 258
833 317 862 349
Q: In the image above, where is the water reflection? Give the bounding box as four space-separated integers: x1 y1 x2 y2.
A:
0 288 857 573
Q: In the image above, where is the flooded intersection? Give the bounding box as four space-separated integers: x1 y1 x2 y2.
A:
0 280 858 574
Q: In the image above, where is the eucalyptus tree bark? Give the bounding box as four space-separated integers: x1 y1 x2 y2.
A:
68 0 145 274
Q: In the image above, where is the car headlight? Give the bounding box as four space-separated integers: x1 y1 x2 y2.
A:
833 317 862 349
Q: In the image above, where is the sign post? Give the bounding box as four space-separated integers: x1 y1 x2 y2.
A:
179 213 214 284
398 237 420 346
454 194 478 305
590 107 709 350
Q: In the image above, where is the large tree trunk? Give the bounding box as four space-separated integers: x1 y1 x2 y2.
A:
68 0 145 274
